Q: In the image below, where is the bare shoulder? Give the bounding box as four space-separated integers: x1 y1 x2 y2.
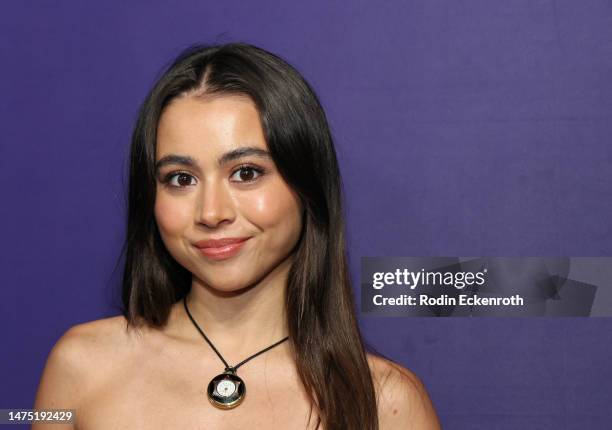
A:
58 315 132 347
366 353 441 430
48 315 135 367
33 316 134 412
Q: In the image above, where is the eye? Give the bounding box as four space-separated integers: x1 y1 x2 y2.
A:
230 165 265 183
163 172 197 188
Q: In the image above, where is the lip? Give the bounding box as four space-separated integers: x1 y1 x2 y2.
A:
193 237 251 260
194 237 251 248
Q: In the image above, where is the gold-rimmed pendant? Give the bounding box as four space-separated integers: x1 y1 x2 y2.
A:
207 370 246 409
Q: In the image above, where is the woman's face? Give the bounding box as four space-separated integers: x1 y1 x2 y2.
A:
154 94 303 292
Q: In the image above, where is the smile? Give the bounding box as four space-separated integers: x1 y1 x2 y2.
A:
194 238 250 260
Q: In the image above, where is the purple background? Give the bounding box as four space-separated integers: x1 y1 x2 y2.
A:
2 1 611 428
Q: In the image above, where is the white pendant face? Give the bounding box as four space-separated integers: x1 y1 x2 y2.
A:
215 380 236 397
208 372 246 409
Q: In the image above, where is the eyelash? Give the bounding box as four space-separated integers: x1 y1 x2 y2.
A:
161 164 266 189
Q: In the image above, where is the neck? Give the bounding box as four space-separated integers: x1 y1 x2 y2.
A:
181 256 293 363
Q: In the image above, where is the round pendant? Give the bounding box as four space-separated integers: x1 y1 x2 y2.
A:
207 370 246 409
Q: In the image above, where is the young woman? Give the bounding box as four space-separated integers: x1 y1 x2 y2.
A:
34 43 440 429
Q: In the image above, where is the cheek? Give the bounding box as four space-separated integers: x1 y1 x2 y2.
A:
239 184 302 234
154 193 192 235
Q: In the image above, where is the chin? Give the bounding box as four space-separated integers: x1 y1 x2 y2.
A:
195 271 255 292
209 281 257 295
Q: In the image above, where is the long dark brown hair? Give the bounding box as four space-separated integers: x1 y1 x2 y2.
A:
121 42 381 429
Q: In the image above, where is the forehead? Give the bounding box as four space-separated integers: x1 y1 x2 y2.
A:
156 94 268 156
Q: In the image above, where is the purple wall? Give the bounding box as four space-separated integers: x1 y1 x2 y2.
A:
2 1 611 428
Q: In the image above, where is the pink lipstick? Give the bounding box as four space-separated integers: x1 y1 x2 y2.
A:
193 237 250 260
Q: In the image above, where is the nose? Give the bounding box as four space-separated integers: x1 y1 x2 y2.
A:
196 178 236 228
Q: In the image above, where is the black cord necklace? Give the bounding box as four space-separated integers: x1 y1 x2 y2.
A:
183 296 289 409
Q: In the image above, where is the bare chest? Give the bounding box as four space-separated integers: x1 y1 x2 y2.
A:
76 348 318 430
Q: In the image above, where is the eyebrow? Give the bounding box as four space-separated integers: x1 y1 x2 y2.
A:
155 146 271 173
